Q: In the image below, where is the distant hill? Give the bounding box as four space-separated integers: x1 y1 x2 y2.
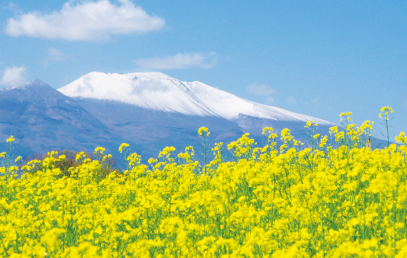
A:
0 80 139 168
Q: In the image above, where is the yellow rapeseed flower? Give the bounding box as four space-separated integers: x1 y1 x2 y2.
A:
119 143 130 153
41 228 67 251
148 158 157 164
281 128 291 137
198 126 210 136
361 120 373 132
319 136 328 147
347 124 356 131
6 135 14 143
227 141 237 150
2 120 407 257
335 131 345 141
94 147 105 154
329 126 338 135
304 121 314 128
380 106 394 113
262 127 273 134
395 132 407 144
102 154 110 162
75 151 86 162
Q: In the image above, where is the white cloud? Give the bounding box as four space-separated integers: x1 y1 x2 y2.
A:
44 47 68 67
246 83 276 96
287 96 297 105
136 52 217 70
246 83 276 103
0 66 27 87
48 47 66 60
4 0 165 42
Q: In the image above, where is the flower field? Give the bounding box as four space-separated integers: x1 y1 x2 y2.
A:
1 107 407 257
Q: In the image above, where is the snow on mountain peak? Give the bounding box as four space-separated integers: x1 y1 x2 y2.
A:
58 72 335 125
58 72 216 116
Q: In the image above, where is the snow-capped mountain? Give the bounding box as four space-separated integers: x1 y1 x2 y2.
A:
58 72 335 125
55 72 343 163
5 73 384 169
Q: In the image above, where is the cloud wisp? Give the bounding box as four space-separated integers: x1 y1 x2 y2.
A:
0 66 27 87
311 97 319 104
246 83 276 103
44 47 69 67
48 47 66 61
136 52 217 70
287 96 297 105
4 0 165 42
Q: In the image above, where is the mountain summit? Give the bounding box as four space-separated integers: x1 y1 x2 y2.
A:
58 72 335 125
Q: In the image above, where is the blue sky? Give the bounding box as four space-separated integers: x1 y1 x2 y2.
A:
0 0 406 141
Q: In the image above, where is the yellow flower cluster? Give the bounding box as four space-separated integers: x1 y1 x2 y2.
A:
119 143 130 154
6 136 14 143
396 132 407 145
340 112 353 122
1 135 406 257
304 120 318 128
1 108 407 257
227 133 256 161
198 126 210 137
379 106 394 121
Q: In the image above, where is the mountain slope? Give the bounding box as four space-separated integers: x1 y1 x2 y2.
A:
0 80 137 164
73 98 246 161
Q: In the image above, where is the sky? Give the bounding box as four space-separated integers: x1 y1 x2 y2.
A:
0 0 406 141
